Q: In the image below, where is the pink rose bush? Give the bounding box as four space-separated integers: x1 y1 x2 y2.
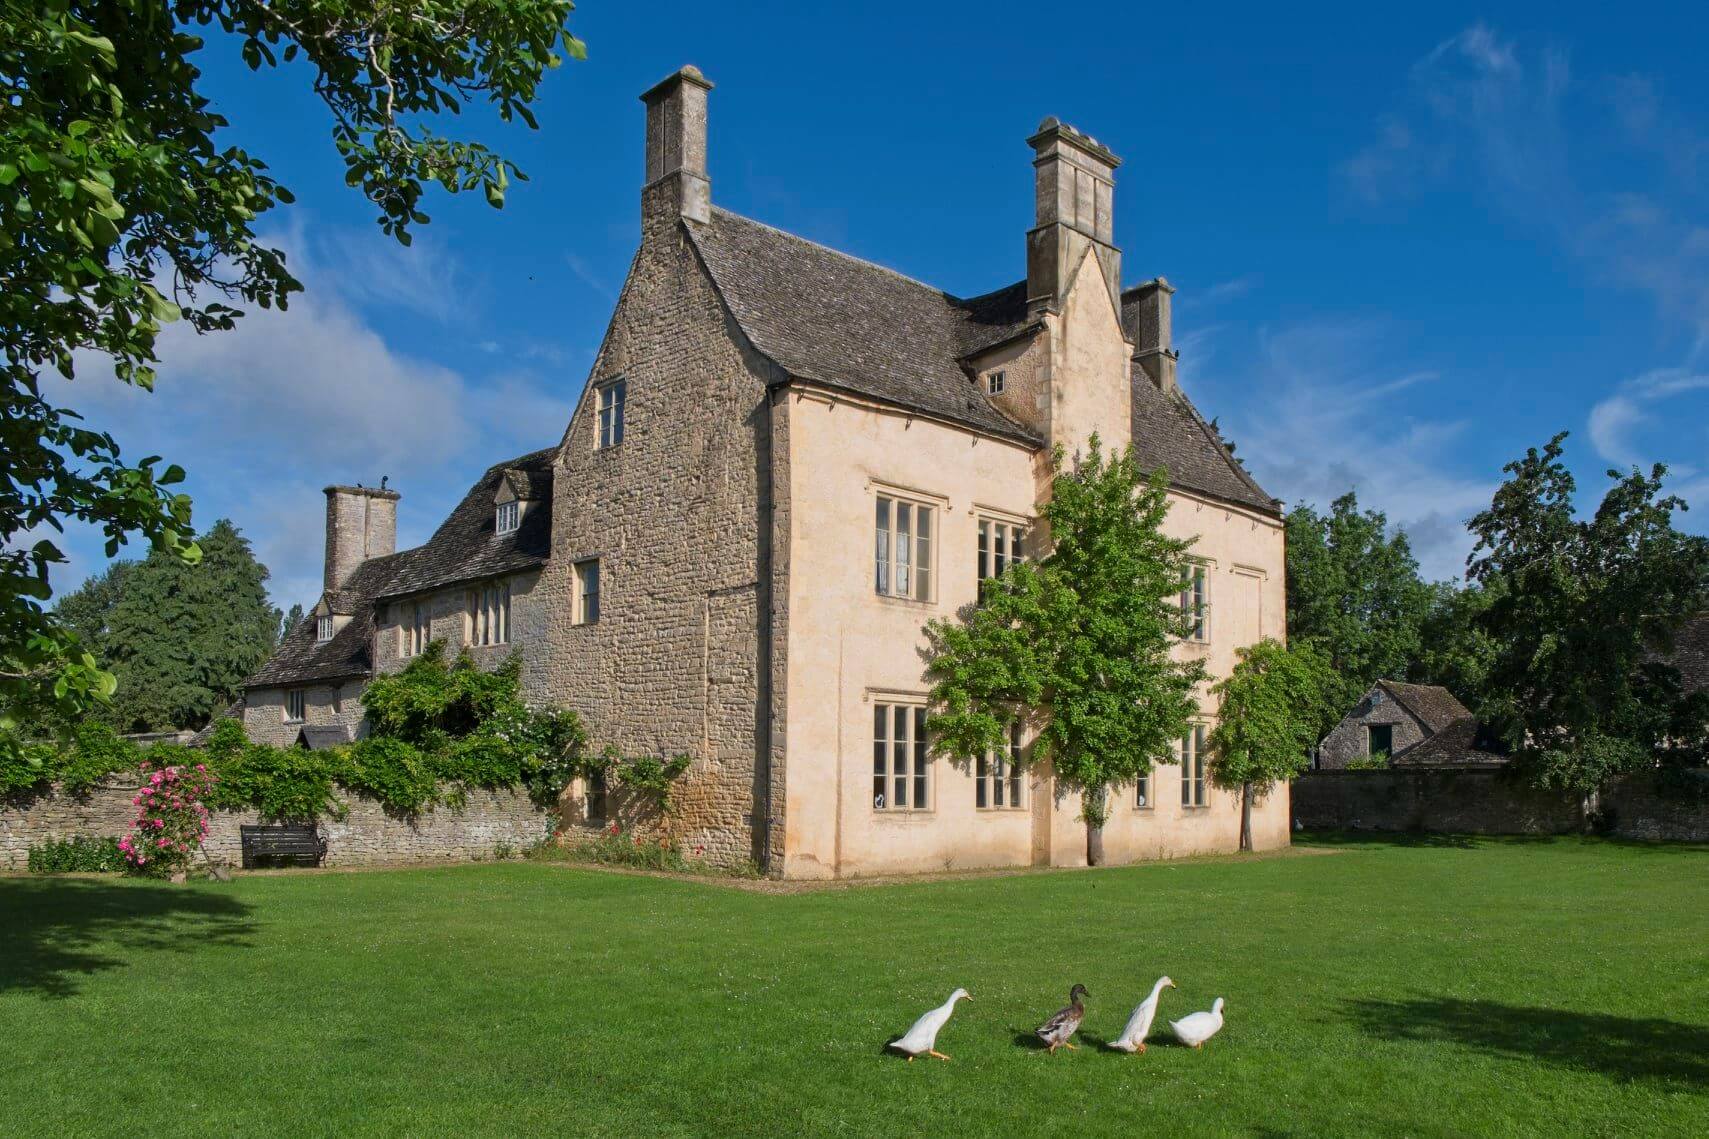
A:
119 762 217 876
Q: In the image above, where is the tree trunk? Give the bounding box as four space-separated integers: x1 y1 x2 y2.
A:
1580 785 1601 834
1239 782 1254 852
1085 785 1108 866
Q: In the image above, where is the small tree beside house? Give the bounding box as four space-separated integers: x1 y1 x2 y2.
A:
925 438 1204 865
1208 639 1339 851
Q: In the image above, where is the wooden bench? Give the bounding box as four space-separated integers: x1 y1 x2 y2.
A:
240 824 327 869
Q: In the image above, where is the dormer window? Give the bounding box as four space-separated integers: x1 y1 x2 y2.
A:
316 615 334 643
496 500 520 535
597 378 626 449
986 370 1006 395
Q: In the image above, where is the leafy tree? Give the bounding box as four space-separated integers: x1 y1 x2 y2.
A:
1466 433 1709 798
1208 639 1338 851
51 559 136 661
279 603 304 647
1 1 583 747
926 438 1205 864
1411 578 1503 720
93 519 281 732
1285 491 1433 732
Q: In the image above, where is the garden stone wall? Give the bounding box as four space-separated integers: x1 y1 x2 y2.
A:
1 778 552 871
1293 769 1709 841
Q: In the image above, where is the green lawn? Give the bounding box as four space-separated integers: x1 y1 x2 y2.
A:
3 838 1707 1137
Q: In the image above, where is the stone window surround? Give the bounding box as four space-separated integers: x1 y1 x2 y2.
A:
976 509 1029 591
870 479 943 606
467 580 511 646
976 721 1026 811
1180 722 1210 808
1135 768 1153 809
315 614 334 643
868 689 932 813
573 558 600 626
1180 558 1213 644
985 368 1006 395
399 599 431 658
595 376 627 450
495 499 520 535
283 688 306 724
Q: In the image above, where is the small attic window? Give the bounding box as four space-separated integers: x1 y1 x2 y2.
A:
316 615 334 643
986 370 1006 395
496 500 520 535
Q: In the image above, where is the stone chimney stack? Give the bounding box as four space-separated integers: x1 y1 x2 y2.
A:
1026 118 1122 316
323 485 399 591
640 65 713 226
1124 278 1179 394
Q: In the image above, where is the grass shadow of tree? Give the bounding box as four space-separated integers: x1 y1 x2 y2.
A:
0 878 256 999
1342 996 1709 1087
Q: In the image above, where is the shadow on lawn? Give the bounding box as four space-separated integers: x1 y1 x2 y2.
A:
1343 997 1709 1087
0 878 255 999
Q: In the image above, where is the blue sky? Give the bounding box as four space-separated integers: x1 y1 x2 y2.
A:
47 1 1709 606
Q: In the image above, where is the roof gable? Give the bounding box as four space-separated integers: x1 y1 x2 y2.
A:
1375 680 1474 734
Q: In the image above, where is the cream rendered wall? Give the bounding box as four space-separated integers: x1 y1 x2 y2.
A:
780 389 1039 879
1043 248 1133 456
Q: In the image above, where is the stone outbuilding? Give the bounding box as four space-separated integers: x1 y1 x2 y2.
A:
1317 680 1502 769
230 66 1291 877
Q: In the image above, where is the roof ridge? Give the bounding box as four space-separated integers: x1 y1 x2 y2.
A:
708 207 978 302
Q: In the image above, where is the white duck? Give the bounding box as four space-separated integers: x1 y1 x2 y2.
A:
889 988 971 1061
1110 976 1176 1053
1170 997 1225 1049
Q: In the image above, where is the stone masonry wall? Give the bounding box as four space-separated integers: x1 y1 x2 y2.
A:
2 779 551 871
518 203 780 871
243 678 370 748
1293 768 1709 841
1318 690 1428 769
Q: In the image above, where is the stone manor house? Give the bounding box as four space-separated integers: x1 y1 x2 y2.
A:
237 66 1288 878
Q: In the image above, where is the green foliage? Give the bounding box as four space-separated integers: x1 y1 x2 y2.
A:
1210 639 1339 789
344 736 440 814
926 438 1204 839
51 520 281 732
202 718 345 819
597 750 693 815
1466 433 1709 791
362 642 521 745
1285 492 1434 733
27 834 125 873
1 1 581 748
1411 578 1504 721
1343 753 1392 771
0 720 140 798
1209 639 1340 850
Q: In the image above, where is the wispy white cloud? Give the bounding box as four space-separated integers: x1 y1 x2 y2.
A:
1189 318 1495 582
1587 368 1709 481
52 230 572 605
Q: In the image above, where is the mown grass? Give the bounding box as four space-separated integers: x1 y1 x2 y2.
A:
3 836 1706 1136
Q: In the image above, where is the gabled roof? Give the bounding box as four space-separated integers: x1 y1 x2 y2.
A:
1375 680 1474 734
1392 717 1508 767
244 551 412 688
375 447 555 601
687 208 1279 514
686 208 1038 443
1128 363 1280 515
297 724 355 750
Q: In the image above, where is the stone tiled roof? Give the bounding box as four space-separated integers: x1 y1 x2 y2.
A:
1391 716 1509 767
1128 364 1280 515
375 448 556 601
687 208 1277 513
245 447 553 690
1376 680 1474 734
297 724 355 750
188 697 244 746
687 209 1038 443
244 551 411 688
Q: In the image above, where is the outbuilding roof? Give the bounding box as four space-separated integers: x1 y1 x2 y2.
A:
1375 680 1475 734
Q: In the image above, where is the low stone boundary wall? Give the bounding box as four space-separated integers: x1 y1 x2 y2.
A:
1 778 553 871
1293 768 1709 841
